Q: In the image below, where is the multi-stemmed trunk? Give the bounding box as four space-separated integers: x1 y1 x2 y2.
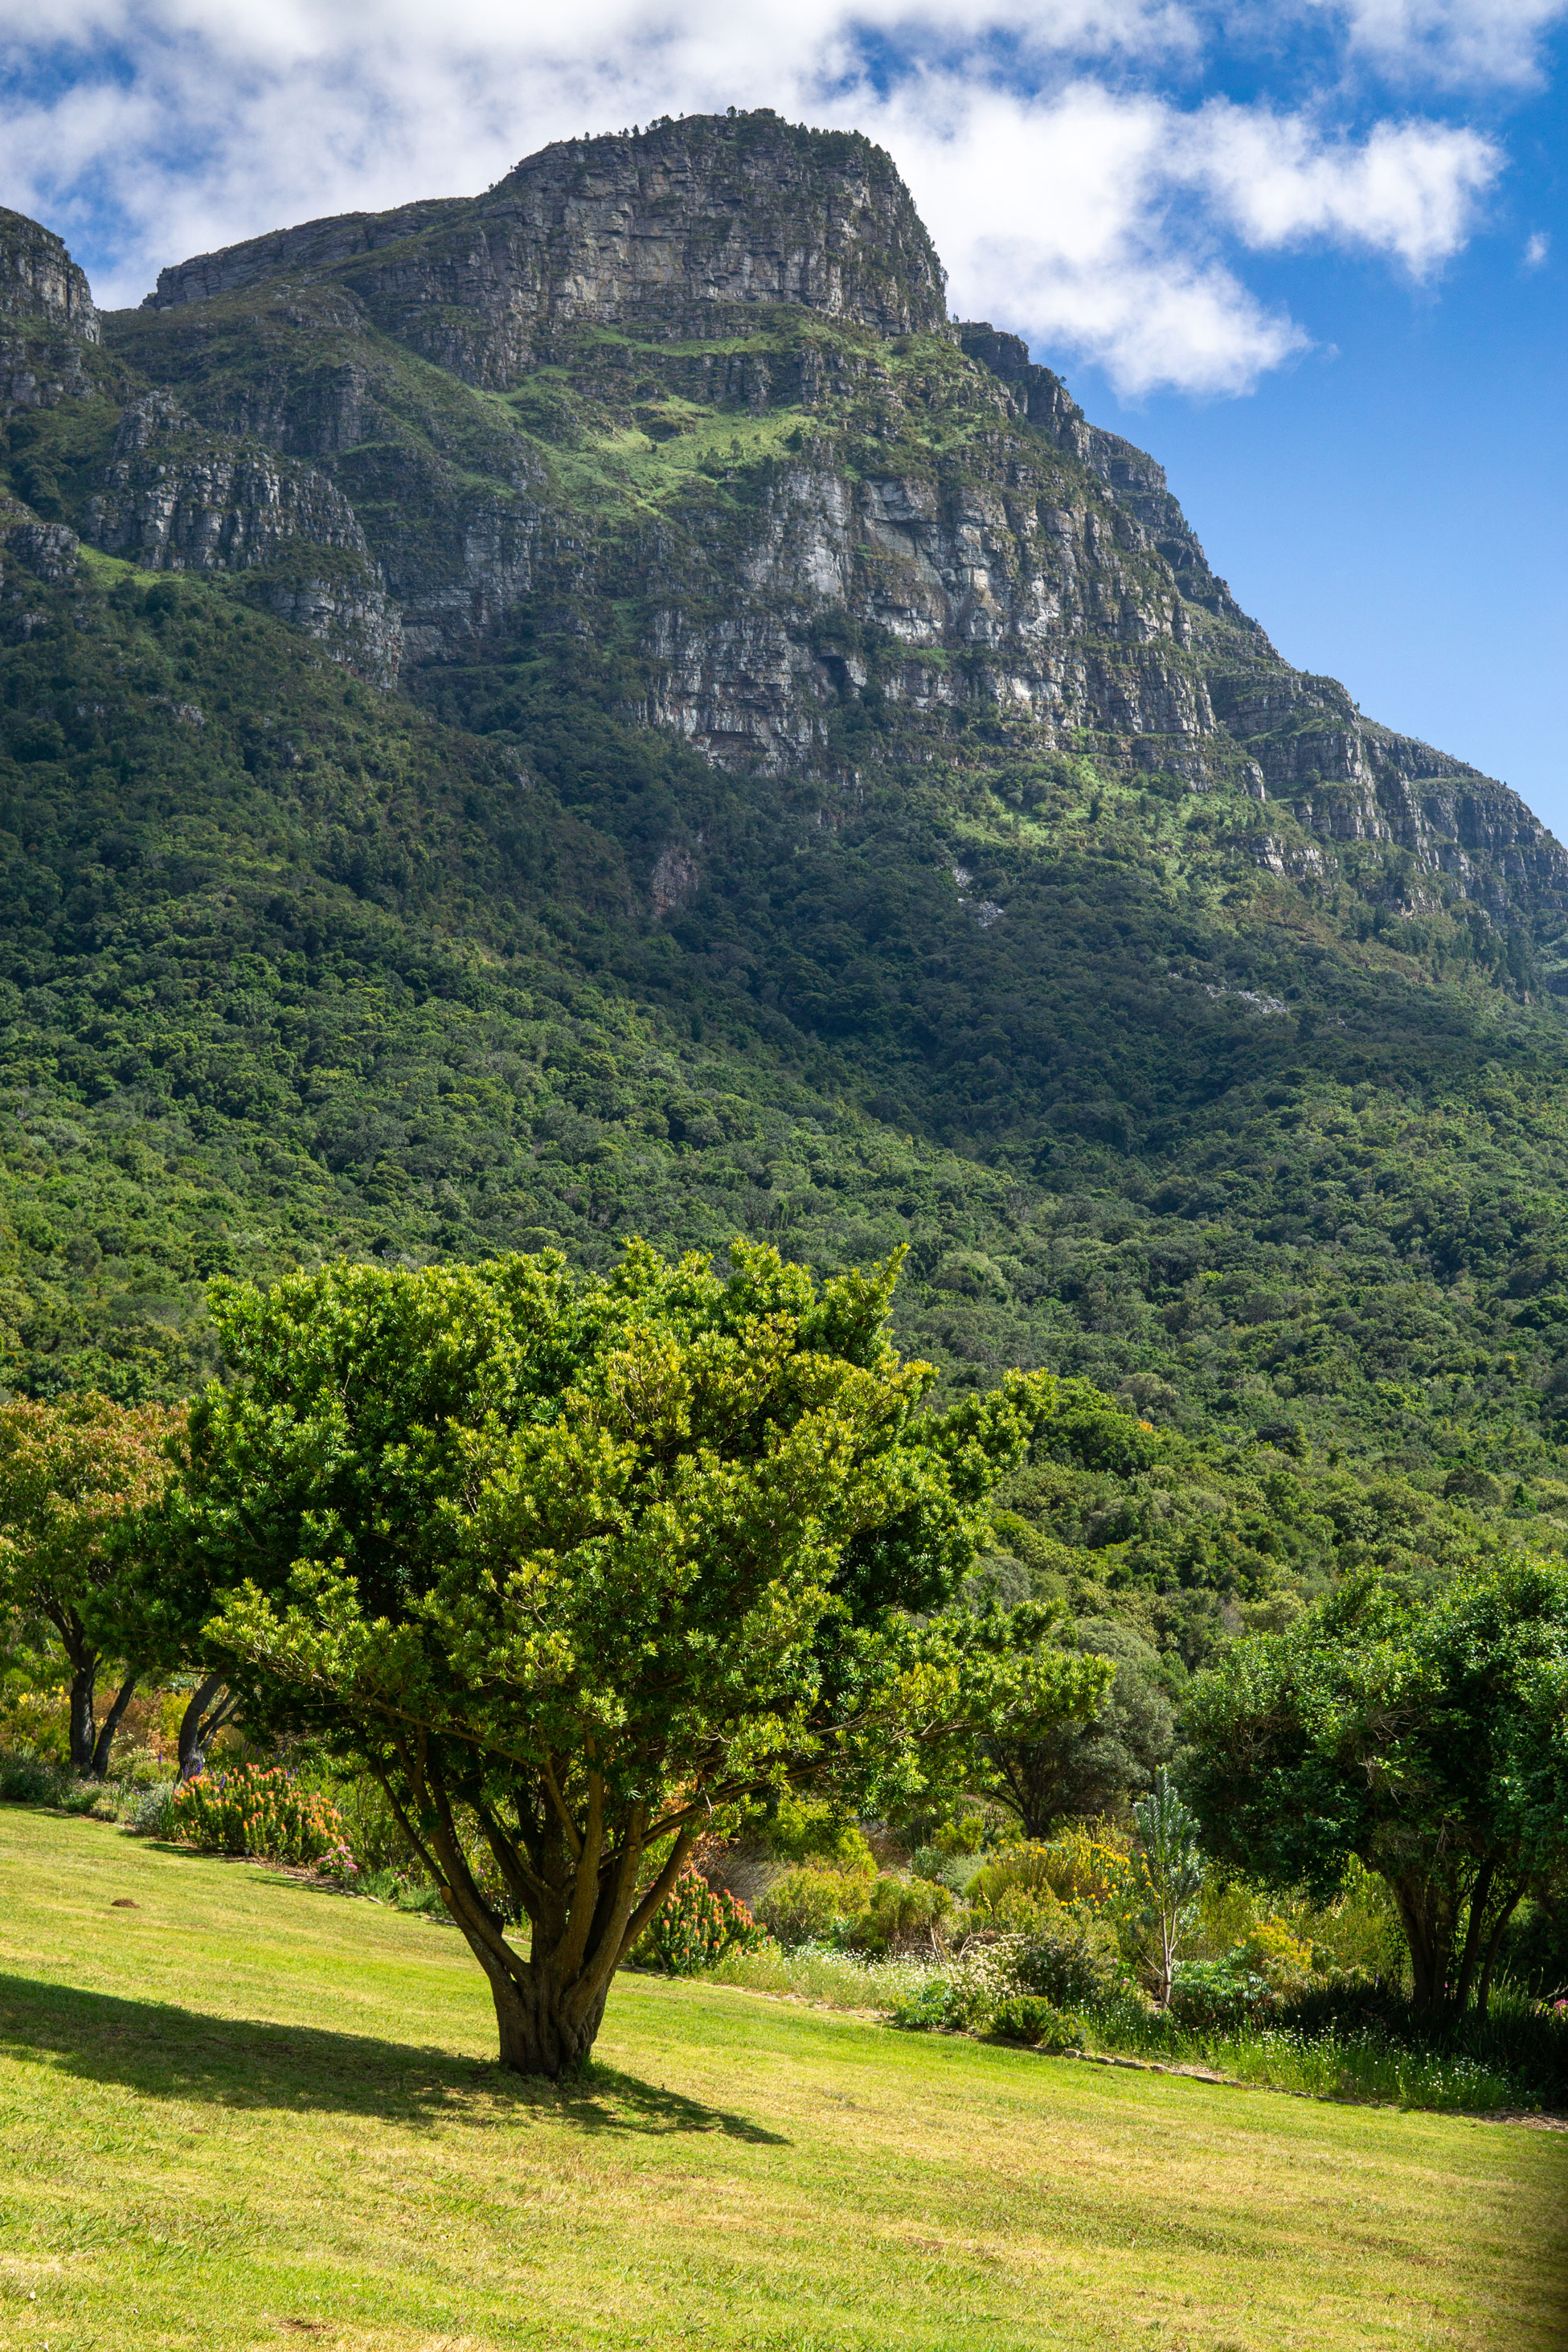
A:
380 1752 696 2078
1388 1854 1525 2020
177 1670 240 1780
63 1637 139 1779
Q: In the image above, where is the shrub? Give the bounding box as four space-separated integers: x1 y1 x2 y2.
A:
763 1798 877 1880
0 1753 100 1812
758 1864 867 1946
128 1781 178 1838
856 1873 957 1954
890 1977 967 2031
170 1764 346 1866
637 1866 768 1975
989 1996 1085 2051
1012 1917 1122 2009
968 1830 1132 1924
321 1771 414 1875
907 1844 970 1891
1167 1957 1272 2029
0 1753 60 1805
1236 1917 1316 1992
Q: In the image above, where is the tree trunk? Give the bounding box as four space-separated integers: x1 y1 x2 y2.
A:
485 1956 609 2079
1390 1872 1454 2016
68 1661 99 1776
379 1748 693 2080
178 1671 239 1780
1475 1890 1524 2021
89 1668 139 1779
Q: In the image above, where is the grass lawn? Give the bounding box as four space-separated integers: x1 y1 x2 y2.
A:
0 1809 1564 2352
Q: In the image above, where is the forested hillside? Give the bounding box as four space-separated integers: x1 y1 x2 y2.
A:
6 110 1568 1590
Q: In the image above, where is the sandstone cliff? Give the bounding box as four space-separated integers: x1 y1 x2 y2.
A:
143 112 949 371
6 113 1562 918
0 206 101 416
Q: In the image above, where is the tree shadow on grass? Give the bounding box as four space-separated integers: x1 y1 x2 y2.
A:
0 1973 788 2144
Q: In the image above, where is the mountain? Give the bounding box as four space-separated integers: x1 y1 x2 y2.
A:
6 111 1568 1563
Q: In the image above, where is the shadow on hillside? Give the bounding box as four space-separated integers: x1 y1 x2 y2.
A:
0 1973 788 2144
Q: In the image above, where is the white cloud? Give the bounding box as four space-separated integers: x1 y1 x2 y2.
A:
873 77 1495 391
1184 104 1498 274
0 0 1513 397
1312 0 1568 88
1525 228 1551 267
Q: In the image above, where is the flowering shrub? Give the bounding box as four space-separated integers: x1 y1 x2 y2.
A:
1236 1917 1316 1991
637 1866 768 1975
967 1830 1134 1926
317 1840 360 1887
0 1684 72 1764
170 1765 346 1867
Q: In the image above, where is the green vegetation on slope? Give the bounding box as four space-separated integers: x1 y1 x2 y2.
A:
7 542 1568 1525
2 1809 1563 2350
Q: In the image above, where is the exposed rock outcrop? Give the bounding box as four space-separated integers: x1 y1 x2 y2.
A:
83 389 402 683
142 112 948 385
0 207 99 342
6 114 1563 920
0 206 101 415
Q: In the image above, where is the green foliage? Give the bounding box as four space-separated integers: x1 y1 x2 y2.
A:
986 1995 1086 2051
857 1871 959 1953
170 1762 344 1865
1010 1917 1124 2010
1120 1768 1206 2005
757 1864 870 1946
636 1866 766 1976
758 1796 876 1875
128 1779 177 1838
143 1239 1102 2071
1183 1559 1568 2014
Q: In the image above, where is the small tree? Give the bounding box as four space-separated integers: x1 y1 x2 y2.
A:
1182 1563 1568 2017
0 1393 185 1776
1120 1768 1204 2005
147 1244 1111 2076
984 1619 1173 1838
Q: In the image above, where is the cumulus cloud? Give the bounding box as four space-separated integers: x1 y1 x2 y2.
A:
0 0 1512 395
1312 0 1568 88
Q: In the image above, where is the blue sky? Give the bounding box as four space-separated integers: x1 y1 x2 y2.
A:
1 0 1563 825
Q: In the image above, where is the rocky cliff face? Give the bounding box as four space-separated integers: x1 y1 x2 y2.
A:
80 388 401 683
143 112 948 377
0 207 101 416
7 112 1562 918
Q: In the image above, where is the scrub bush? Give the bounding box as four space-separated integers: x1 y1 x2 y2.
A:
637 1866 768 1975
759 1864 869 1946
170 1764 345 1866
989 1996 1086 2051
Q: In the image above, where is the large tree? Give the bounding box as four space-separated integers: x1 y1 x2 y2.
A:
149 1242 1109 2075
0 1393 185 1776
1182 1563 1568 2016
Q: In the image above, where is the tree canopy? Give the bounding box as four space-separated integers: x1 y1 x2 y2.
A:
0 1391 184 1775
150 1240 1110 2073
1181 1561 1568 2014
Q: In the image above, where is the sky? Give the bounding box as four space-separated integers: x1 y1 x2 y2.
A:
1 1 1564 826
